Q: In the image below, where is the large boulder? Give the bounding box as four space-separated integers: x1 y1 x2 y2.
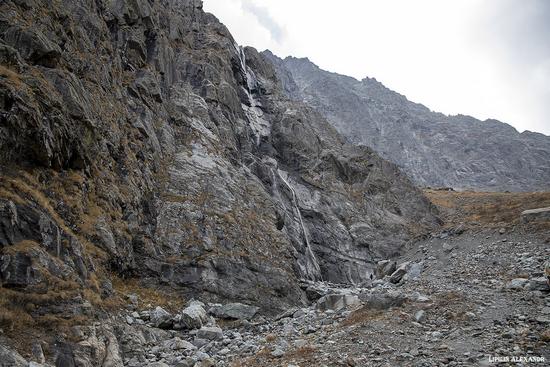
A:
521 207 550 223
506 278 529 290
196 326 223 341
208 302 259 320
316 294 361 312
150 306 173 329
176 301 208 329
389 262 411 284
0 344 28 367
375 260 397 279
0 252 34 288
527 277 549 292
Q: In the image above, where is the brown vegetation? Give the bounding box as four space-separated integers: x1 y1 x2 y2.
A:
110 276 186 313
424 190 550 228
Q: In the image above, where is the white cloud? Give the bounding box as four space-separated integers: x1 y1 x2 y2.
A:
240 0 286 43
203 0 550 135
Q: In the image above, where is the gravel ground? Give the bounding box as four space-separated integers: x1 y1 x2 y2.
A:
229 227 550 367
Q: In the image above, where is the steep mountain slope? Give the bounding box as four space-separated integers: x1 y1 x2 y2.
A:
264 51 550 192
0 0 439 360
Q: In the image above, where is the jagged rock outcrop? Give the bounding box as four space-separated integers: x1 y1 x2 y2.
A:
264 51 550 192
0 0 439 362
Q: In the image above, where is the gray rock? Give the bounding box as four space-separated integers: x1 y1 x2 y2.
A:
415 310 426 323
316 294 361 312
192 338 210 348
0 344 28 366
375 260 397 279
389 262 411 284
178 301 208 329
362 291 406 310
527 277 549 291
162 338 196 351
521 207 550 223
150 306 173 329
271 348 285 357
197 326 223 341
208 302 259 320
506 278 529 290
403 262 423 281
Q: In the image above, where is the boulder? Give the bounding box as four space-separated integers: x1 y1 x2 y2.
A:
0 252 34 288
150 306 173 329
208 302 259 320
521 207 550 223
316 294 361 312
0 344 28 367
162 338 196 351
197 326 223 341
527 277 549 291
506 278 529 290
177 300 208 329
403 262 423 281
375 260 397 279
389 262 411 284
362 291 406 310
414 310 426 323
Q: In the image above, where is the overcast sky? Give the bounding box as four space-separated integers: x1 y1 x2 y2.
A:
203 0 550 135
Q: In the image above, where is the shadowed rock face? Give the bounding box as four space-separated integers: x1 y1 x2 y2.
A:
264 52 550 192
0 0 439 327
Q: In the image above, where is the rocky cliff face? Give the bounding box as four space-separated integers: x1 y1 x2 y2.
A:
264 52 550 192
0 0 439 361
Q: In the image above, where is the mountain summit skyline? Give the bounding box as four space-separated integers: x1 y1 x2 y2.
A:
204 0 550 136
264 50 550 192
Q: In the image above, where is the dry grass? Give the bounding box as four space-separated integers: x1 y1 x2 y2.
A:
111 277 185 312
0 64 24 88
424 190 550 228
2 240 41 254
340 307 386 327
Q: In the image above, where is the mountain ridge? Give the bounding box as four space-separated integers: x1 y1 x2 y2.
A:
264 50 550 192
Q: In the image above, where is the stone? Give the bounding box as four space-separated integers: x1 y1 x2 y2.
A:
271 348 285 357
442 243 454 252
389 262 411 284
521 207 550 223
178 301 208 329
197 326 223 341
375 260 397 279
0 252 34 288
0 344 28 367
506 278 529 290
415 310 426 323
163 338 196 351
150 306 173 329
403 262 423 281
362 291 406 310
192 338 210 348
316 294 361 312
208 302 259 320
527 277 549 291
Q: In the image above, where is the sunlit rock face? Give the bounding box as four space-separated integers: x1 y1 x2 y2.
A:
0 0 439 323
264 51 550 192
